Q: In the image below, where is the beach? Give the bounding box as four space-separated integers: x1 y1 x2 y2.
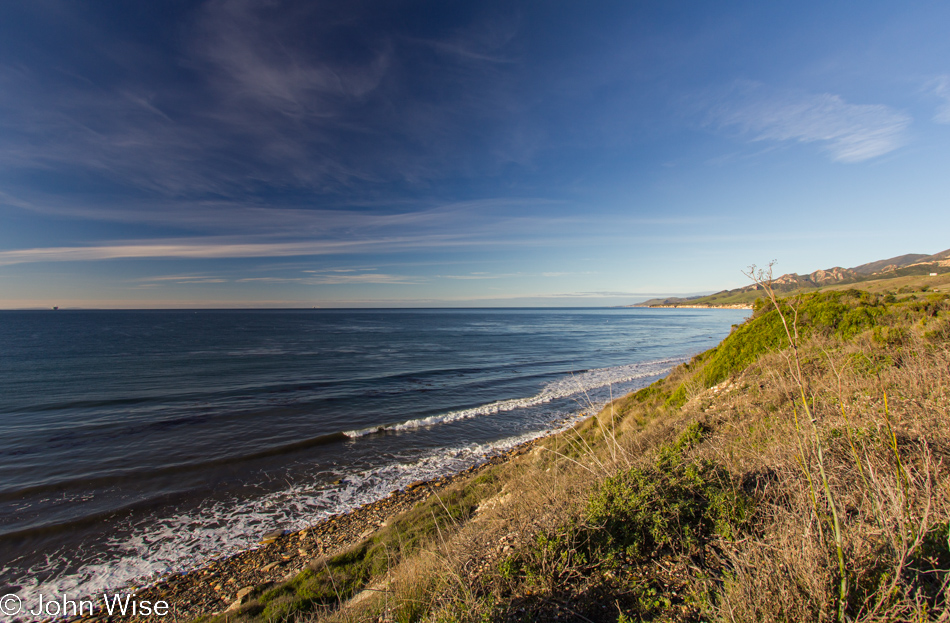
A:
49 437 545 622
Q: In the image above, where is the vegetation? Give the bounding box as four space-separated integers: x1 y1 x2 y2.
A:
583 423 754 561
200 469 504 622
635 249 950 308
209 285 950 623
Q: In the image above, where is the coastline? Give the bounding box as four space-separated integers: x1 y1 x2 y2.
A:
58 435 548 623
644 304 752 309
63 290 948 623
5 310 750 623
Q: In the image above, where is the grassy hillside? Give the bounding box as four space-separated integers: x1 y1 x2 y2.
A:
639 261 950 308
211 289 950 623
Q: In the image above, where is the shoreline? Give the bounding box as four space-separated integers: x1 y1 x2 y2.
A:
58 434 549 622
643 304 753 309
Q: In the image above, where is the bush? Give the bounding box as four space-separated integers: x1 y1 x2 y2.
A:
665 291 904 406
585 425 753 563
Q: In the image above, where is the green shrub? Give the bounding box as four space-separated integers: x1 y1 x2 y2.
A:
631 380 668 402
664 383 689 409
664 291 901 404
585 425 753 563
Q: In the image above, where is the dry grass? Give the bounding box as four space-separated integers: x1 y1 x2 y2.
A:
231 291 950 623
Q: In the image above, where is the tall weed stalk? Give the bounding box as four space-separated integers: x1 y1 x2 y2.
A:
746 263 848 622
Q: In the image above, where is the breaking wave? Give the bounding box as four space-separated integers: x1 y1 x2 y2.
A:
344 357 682 437
9 357 684 611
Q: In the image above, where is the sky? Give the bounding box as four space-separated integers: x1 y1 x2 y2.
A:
1 1 949 308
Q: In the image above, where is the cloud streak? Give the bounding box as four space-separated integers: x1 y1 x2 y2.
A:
130 269 419 287
710 83 911 162
0 237 470 266
237 273 418 285
929 75 950 124
0 0 528 203
194 0 391 117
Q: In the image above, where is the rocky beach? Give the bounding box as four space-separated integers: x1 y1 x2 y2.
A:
42 438 544 623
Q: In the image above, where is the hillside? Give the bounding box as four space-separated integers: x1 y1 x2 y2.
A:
636 248 950 308
851 253 931 275
200 287 950 623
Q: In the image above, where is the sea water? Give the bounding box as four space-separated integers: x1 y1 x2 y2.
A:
0 307 748 603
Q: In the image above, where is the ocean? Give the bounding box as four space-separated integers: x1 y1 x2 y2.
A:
0 307 748 603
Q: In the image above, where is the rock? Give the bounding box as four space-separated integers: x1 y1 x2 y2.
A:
261 529 284 544
224 586 255 612
96 434 544 623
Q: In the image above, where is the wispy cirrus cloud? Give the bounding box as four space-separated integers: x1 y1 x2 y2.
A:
0 236 467 266
132 269 417 287
194 0 391 118
238 273 418 285
435 271 590 280
0 189 562 239
928 75 950 124
0 1 524 202
138 274 227 282
0 195 597 267
139 275 229 284
709 83 911 162
436 272 524 280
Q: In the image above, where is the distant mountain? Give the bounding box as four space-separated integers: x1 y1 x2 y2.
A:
767 266 858 288
634 248 950 307
851 253 930 275
632 295 705 307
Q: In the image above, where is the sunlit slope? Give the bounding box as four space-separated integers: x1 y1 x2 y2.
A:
637 248 950 307
205 289 950 623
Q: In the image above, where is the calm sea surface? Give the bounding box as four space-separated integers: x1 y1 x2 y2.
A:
0 307 748 602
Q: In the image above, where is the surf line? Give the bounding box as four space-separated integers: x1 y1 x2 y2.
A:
344 357 683 438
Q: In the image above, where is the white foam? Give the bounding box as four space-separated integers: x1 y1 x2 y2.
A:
10 429 563 617
10 357 682 618
344 358 681 437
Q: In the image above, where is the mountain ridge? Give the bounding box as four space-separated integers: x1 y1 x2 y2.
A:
635 247 950 307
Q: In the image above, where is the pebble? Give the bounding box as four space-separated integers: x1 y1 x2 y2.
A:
57 437 543 622
261 529 284 544
236 586 254 601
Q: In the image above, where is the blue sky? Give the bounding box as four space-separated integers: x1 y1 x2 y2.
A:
1 1 949 308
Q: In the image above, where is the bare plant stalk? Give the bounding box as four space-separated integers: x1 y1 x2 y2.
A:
767 362 824 540
744 262 848 622
791 403 825 541
881 389 909 506
825 351 882 527
804 397 848 623
607 383 618 466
